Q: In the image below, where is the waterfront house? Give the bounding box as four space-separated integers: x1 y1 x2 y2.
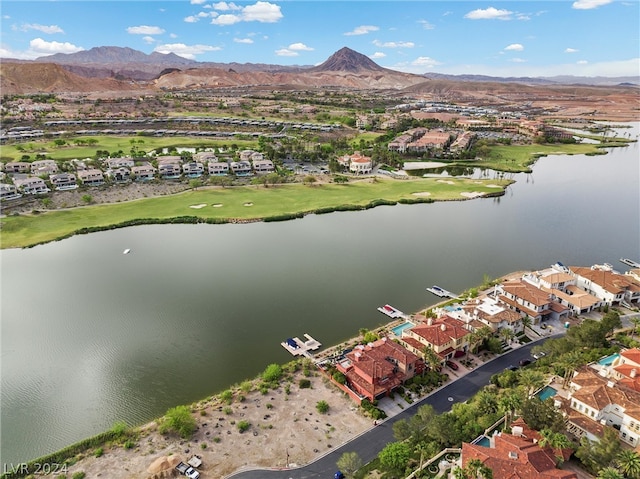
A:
569 266 640 307
335 337 423 403
498 279 554 324
399 316 470 362
0 183 22 200
77 169 105 186
4 161 31 174
13 176 50 194
131 163 156 181
610 348 640 392
49 173 78 190
208 161 229 176
252 159 274 174
451 296 524 333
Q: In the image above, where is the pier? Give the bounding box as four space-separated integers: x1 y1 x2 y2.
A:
281 333 322 358
426 285 459 299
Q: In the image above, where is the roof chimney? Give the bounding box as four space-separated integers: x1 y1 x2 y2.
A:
427 317 433 326
441 324 446 331
355 352 362 361
512 425 523 437
632 369 637 378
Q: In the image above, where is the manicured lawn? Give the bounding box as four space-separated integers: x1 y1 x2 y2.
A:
0 177 510 249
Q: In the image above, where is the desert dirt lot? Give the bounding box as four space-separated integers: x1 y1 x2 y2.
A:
61 368 373 479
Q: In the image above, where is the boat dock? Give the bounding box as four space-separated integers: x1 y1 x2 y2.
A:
281 333 322 357
377 304 409 319
620 258 640 268
426 285 459 299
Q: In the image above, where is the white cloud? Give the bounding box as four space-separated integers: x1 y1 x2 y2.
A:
170 33 178 39
572 0 613 9
190 0 207 4
344 25 379 36
275 48 298 57
242 1 283 22
211 14 242 25
372 40 415 48
16 23 64 34
418 20 435 30
577 60 589 64
184 16 199 23
234 37 254 44
2 15 10 19
464 7 513 20
127 25 165 35
412 56 442 68
288 42 313 51
504 43 524 51
154 43 221 59
143 36 156 44
509 58 527 63
565 48 579 53
30 37 84 55
213 2 241 11
516 13 531 20
370 52 386 59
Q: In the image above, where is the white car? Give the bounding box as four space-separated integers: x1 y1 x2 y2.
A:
185 467 200 479
532 351 547 360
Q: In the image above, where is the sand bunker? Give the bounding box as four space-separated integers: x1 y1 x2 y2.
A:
402 161 447 170
460 192 485 198
212 203 223 208
436 180 455 185
243 202 253 206
487 184 501 188
189 204 207 209
412 192 432 197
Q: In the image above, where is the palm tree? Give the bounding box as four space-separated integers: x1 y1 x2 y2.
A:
538 428 573 464
559 351 584 388
518 369 546 397
617 449 640 479
422 346 442 372
597 467 624 479
500 328 515 346
498 388 524 425
521 316 533 336
465 459 493 479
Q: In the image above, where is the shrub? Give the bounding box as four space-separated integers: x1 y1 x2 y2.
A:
124 440 135 449
299 379 311 389
262 363 283 383
316 400 329 414
94 447 103 458
72 473 86 479
237 420 251 433
158 405 196 439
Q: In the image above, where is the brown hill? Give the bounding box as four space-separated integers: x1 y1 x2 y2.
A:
309 47 387 73
0 62 148 95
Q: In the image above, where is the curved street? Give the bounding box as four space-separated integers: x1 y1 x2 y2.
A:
229 334 562 479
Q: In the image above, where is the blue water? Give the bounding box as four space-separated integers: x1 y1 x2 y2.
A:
537 386 557 401
598 353 620 366
391 321 414 336
475 436 490 447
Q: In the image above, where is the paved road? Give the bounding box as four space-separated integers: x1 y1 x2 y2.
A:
228 335 562 479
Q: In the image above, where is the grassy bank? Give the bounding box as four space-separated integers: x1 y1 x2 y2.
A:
0 177 509 249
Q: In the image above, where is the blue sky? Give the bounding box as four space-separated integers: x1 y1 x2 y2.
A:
1 0 639 77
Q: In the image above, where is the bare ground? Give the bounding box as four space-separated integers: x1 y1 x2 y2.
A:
59 371 373 479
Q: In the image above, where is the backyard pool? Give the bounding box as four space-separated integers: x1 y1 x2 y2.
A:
537 385 557 401
391 321 415 337
598 353 619 366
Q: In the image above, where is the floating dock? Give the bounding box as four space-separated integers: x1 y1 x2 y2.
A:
377 304 408 319
426 285 458 299
281 333 321 357
620 258 640 268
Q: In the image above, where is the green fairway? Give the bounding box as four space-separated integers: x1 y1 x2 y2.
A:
0 177 510 249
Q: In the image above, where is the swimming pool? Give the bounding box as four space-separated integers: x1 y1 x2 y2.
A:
391 321 414 336
598 353 619 366
474 436 490 447
537 385 557 401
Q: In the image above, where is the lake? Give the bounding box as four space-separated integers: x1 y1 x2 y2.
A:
1 122 638 465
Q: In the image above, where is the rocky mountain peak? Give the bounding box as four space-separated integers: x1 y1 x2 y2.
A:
309 46 384 73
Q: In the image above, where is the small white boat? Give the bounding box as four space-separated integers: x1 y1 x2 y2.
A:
123 248 131 255
377 304 405 319
620 258 640 268
426 285 458 298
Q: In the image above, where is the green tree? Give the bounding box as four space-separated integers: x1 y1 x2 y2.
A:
538 428 573 464
576 427 623 474
378 441 411 475
336 451 363 476
316 400 329 414
517 368 546 396
189 178 203 190
519 397 565 433
617 450 640 479
422 346 441 372
262 363 283 383
158 405 196 438
597 467 624 479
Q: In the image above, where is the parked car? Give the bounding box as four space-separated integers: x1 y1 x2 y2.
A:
532 351 547 360
519 359 532 367
446 360 458 370
505 365 518 371
185 467 200 479
334 472 345 479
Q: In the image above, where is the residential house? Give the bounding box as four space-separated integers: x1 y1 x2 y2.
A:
230 161 252 176
208 161 229 176
106 167 131 183
30 159 58 175
498 279 556 324
131 163 156 181
611 348 640 392
252 159 274 174
77 169 105 186
334 337 424 403
406 130 453 152
0 183 22 200
461 420 577 479
451 295 524 333
158 163 182 179
4 161 31 174
570 266 640 306
239 150 264 162
194 151 218 163
49 173 78 190
399 316 470 362
182 162 205 178
13 176 50 194
337 152 372 175
106 157 135 169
